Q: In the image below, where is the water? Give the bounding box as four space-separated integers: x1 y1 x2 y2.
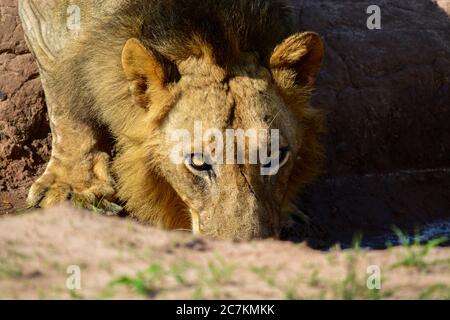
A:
358 219 450 250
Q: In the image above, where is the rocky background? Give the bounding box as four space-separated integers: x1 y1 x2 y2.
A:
303 0 450 175
0 0 50 194
0 0 450 247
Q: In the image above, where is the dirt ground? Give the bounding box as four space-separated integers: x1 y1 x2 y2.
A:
0 205 448 300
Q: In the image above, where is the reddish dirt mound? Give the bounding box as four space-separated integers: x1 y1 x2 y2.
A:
0 206 448 300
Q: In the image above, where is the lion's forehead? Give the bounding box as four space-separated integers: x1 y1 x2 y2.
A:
165 75 297 145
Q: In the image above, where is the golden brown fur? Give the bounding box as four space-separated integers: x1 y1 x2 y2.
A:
19 0 325 240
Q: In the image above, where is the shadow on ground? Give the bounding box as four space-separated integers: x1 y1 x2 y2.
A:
283 169 450 249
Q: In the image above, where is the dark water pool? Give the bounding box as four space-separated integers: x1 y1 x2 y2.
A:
344 219 450 250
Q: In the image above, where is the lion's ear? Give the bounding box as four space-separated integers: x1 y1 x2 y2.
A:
270 32 324 88
122 38 168 108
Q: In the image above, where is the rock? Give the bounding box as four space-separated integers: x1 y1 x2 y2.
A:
0 0 51 191
290 0 450 175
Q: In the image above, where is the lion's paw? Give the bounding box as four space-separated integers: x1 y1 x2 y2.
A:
27 171 122 216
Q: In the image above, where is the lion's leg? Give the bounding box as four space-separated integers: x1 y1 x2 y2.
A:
20 0 118 213
27 78 117 212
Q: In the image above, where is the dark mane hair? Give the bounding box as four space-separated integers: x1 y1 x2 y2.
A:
121 0 294 68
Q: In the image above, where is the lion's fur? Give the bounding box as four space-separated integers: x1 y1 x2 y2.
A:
20 0 325 239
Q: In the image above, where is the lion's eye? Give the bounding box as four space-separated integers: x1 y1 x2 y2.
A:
278 147 290 168
262 147 291 170
185 154 213 174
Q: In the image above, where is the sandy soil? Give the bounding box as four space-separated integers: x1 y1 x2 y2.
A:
0 205 448 300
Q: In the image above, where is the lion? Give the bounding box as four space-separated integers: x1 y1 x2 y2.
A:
19 0 325 240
